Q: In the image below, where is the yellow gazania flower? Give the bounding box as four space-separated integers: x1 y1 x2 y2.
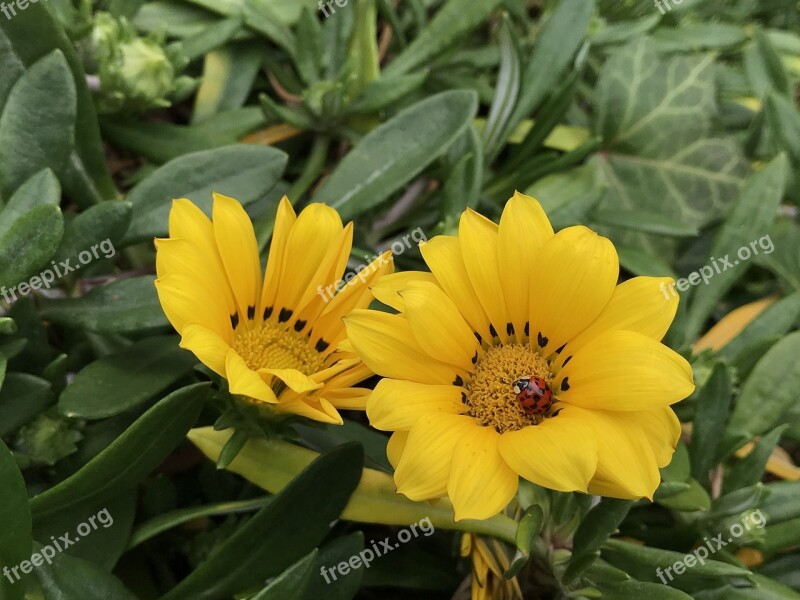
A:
461 533 522 600
344 192 695 520
154 193 393 424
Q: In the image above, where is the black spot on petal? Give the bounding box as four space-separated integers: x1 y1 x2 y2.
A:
278 308 293 323
247 305 255 320
474 331 482 344
560 377 570 392
524 322 530 337
562 355 572 366
506 322 514 336
263 306 273 320
461 392 468 404
294 319 307 332
315 339 330 353
555 343 566 354
489 324 498 338
453 375 464 387
472 352 478 364
230 312 239 330
537 332 548 347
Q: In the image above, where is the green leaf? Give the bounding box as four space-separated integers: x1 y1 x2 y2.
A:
727 331 800 438
656 478 711 512
59 336 198 420
683 155 789 342
502 0 594 146
0 440 32 600
591 208 699 237
718 293 800 360
0 204 64 291
173 16 243 63
691 363 733 483
123 144 287 243
745 30 790 98
252 550 317 600
724 425 788 493
33 543 138 600
39 276 169 334
54 201 132 265
160 443 364 600
599 580 693 600
602 539 751 582
651 24 747 52
0 373 55 437
383 0 504 76
592 38 748 258
315 90 477 221
693 572 800 599
567 499 633 581
616 246 677 278
0 50 75 200
300 533 366 600
482 14 521 160
761 482 800 525
525 165 604 231
765 93 800 165
30 383 209 519
344 71 428 115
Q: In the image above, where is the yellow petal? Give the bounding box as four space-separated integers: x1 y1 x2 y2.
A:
448 426 518 521
575 407 662 499
394 413 477 500
529 226 618 355
420 235 492 342
498 407 597 493
693 295 778 353
370 270 438 312
274 203 343 313
632 407 681 468
367 379 465 431
344 309 464 385
399 281 480 371
179 323 230 376
225 349 277 403
557 330 694 411
260 367 323 394
276 396 343 425
459 209 510 343
261 196 297 311
324 387 370 410
212 193 262 321
154 274 230 341
555 276 679 370
498 192 554 339
386 431 408 469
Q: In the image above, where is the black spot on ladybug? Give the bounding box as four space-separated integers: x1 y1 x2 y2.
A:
489 324 498 338
453 375 464 387
263 306 273 319
247 305 255 320
230 312 239 330
560 377 570 392
537 332 548 347
562 355 573 366
279 308 293 323
513 376 553 416
524 322 530 337
315 339 330 352
506 322 514 336
294 319 307 332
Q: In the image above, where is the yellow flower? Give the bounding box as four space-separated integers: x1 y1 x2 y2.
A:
154 193 393 424
344 192 695 520
461 533 522 600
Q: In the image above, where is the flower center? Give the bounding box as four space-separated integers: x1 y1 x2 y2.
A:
232 320 324 375
465 344 552 433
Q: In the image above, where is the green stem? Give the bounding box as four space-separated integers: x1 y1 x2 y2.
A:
127 496 271 550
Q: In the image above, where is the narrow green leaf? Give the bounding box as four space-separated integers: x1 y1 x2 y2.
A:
59 336 198 420
482 14 521 159
344 71 428 116
301 533 365 600
684 155 789 342
0 373 55 437
316 90 478 221
161 443 365 600
172 16 243 62
0 440 32 600
765 93 800 165
724 425 788 493
252 551 317 600
568 499 633 581
53 201 132 265
600 580 693 600
30 383 209 519
592 209 700 237
719 293 800 360
690 363 733 483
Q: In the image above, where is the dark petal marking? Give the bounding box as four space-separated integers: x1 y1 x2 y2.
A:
524 322 530 337
461 392 468 404
489 324 498 338
278 308 293 323
537 332 548 347
560 377 570 392
474 331 482 344
562 355 573 366
247 305 255 320
471 352 478 364
230 312 239 330
555 343 566 354
506 322 514 336
263 306 273 319
315 339 330 352
453 375 464 387
294 319 307 332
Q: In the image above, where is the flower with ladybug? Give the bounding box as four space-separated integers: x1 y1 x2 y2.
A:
344 192 695 521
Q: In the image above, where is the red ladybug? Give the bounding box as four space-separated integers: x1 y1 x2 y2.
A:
512 376 553 416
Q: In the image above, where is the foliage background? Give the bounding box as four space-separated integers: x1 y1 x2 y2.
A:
1 0 800 598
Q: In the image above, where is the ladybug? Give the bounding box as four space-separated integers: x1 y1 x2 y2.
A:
512 376 553 416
